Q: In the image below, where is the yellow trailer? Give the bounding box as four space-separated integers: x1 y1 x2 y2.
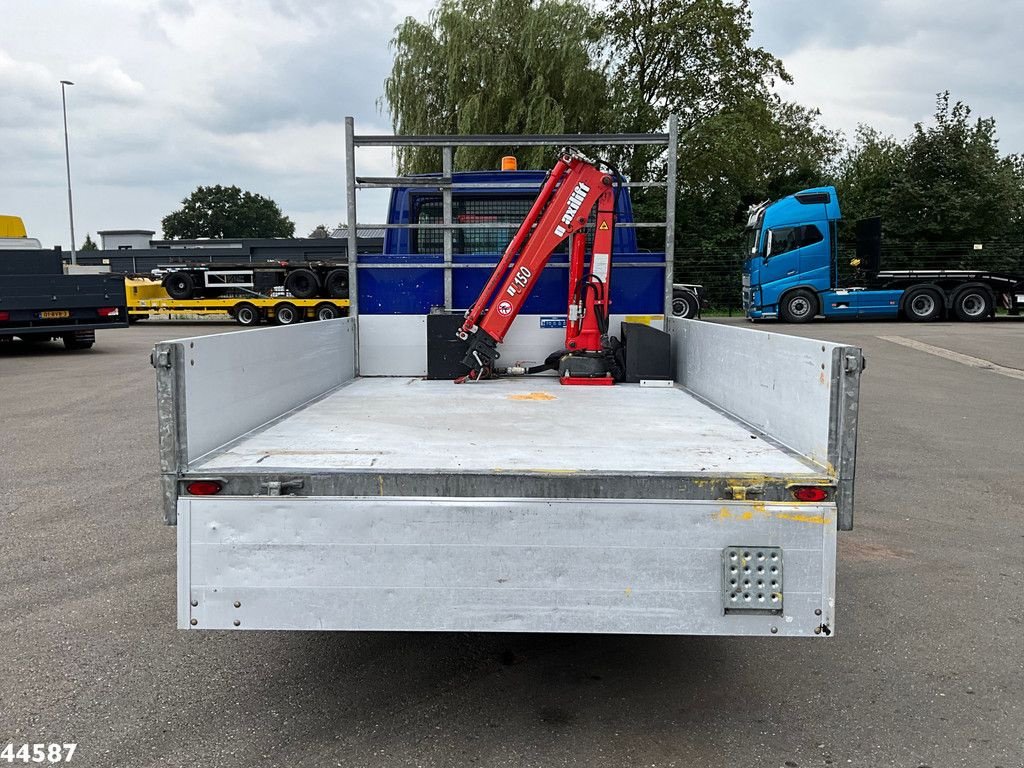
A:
125 278 349 326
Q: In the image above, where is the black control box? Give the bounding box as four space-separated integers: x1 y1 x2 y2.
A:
620 321 672 383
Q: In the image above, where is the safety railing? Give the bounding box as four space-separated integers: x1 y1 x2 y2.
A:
343 117 679 318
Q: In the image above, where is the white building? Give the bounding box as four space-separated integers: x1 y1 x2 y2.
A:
97 229 155 250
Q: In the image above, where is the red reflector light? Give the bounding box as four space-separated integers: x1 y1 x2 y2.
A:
97 307 119 317
0 311 9 321
186 480 222 496
792 486 828 502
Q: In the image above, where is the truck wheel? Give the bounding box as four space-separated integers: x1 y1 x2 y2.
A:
285 269 320 299
671 291 699 319
903 286 942 322
325 269 349 299
313 302 341 321
62 334 94 351
163 272 195 300
273 302 300 325
234 302 260 326
779 289 818 323
953 287 992 322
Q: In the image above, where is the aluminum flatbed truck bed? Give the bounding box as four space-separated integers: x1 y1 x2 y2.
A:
154 317 862 638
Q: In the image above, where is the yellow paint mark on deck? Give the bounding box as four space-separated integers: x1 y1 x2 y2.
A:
507 392 557 401
774 512 830 525
714 506 831 526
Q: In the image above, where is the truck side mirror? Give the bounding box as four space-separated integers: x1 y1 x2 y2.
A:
763 230 773 261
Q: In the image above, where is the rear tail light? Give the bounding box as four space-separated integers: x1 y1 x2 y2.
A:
0 311 9 321
186 480 222 495
792 486 829 502
97 307 119 317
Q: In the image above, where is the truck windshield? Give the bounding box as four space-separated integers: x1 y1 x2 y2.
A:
743 207 765 259
415 196 596 256
744 226 760 258
416 198 531 255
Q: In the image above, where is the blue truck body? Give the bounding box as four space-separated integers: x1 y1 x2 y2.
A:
745 188 1024 323
743 186 1024 322
360 170 666 316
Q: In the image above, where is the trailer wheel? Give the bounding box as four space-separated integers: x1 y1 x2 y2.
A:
671 290 700 319
953 287 992 322
163 271 196 300
779 289 818 323
325 269 349 298
903 286 943 322
285 268 320 299
62 334 94 351
313 302 341 321
234 302 261 326
273 302 300 325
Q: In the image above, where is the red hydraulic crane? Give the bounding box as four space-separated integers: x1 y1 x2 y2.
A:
457 149 622 384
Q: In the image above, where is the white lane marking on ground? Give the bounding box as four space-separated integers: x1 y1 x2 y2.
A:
878 335 1024 381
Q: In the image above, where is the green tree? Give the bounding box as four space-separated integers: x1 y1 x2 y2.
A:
835 93 1024 256
673 96 841 249
308 224 333 238
383 0 608 173
602 0 789 180
888 93 1022 243
80 233 99 251
832 125 905 241
161 185 295 239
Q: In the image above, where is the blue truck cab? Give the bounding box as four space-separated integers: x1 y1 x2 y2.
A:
743 186 1023 323
358 169 666 316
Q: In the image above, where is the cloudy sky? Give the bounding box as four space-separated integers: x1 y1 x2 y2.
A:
2 0 1022 249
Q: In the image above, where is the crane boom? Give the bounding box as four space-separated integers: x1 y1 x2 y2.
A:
457 150 620 384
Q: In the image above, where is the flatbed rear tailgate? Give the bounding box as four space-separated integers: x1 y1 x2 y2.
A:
179 495 836 636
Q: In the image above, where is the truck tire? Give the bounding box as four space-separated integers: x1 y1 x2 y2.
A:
234 302 260 326
285 268 320 299
671 290 699 319
62 333 94 351
952 286 992 322
903 286 942 322
163 271 195 300
779 289 818 323
325 269 349 299
313 302 341 321
273 302 300 325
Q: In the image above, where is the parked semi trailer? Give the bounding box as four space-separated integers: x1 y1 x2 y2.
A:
126 278 349 325
153 123 863 638
1 217 127 349
154 260 350 301
743 187 1024 322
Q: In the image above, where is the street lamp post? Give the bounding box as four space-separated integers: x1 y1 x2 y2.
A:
60 79 77 265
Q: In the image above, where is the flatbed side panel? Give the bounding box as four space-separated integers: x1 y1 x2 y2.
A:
180 496 837 636
154 318 356 523
669 319 862 528
357 314 663 376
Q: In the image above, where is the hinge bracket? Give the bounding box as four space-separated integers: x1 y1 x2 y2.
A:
260 478 305 496
151 349 172 369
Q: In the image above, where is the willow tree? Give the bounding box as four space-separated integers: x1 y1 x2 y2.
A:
383 0 608 173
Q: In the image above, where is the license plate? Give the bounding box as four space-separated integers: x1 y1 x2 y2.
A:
40 310 70 319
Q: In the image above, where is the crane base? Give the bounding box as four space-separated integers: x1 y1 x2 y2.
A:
560 375 614 386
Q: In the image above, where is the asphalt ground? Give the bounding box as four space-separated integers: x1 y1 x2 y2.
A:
1 317 1022 768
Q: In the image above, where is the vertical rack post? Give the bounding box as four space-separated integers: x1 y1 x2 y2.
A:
344 116 360 371
442 145 454 310
664 114 679 318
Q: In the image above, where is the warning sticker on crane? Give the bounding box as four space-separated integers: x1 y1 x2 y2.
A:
599 221 609 230
497 301 513 316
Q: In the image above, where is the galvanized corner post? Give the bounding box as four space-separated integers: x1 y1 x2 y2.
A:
442 145 454 310
344 116 360 372
664 114 679 318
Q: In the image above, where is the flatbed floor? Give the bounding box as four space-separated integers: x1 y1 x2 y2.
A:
194 377 821 477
